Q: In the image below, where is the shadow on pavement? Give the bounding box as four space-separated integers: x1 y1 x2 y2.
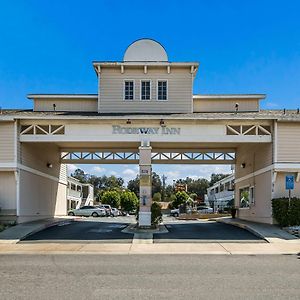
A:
20 220 134 244
154 222 267 243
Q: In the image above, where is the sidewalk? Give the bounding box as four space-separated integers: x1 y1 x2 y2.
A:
0 217 76 244
215 217 300 243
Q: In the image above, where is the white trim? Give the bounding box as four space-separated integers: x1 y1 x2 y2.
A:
273 120 278 162
0 163 17 169
236 163 300 184
156 79 168 101
274 163 300 170
27 94 98 99
193 94 266 99
235 165 273 183
123 79 135 101
140 79 151 101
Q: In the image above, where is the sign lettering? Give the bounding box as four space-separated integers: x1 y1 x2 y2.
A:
112 125 180 135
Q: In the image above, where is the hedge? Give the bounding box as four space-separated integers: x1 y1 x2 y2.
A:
272 197 300 227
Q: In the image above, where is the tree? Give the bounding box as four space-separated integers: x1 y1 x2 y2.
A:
152 192 162 202
71 168 87 183
127 172 162 197
101 190 121 208
210 173 230 186
127 175 139 196
152 172 162 195
172 191 189 208
120 191 139 212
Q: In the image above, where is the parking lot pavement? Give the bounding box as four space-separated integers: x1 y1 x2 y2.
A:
154 218 267 243
20 216 135 244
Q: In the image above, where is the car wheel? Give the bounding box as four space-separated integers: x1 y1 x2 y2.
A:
174 213 179 217
92 212 99 217
68 212 75 216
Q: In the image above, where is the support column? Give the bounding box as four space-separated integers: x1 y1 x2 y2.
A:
138 141 152 227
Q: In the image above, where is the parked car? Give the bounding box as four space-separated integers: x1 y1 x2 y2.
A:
98 204 112 216
197 206 213 214
111 208 120 217
170 208 180 217
68 206 106 217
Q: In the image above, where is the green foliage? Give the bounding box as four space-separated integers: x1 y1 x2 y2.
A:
153 192 162 202
272 198 300 227
71 168 87 183
189 193 197 200
120 191 139 212
151 202 162 225
172 191 189 208
127 172 162 197
210 173 230 187
101 190 121 208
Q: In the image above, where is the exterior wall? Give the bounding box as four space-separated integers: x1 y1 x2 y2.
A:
235 143 272 179
0 122 15 163
0 172 16 211
235 143 273 223
99 67 193 113
17 143 67 222
193 98 259 112
34 99 98 112
273 172 300 199
277 122 300 162
18 169 67 223
236 171 273 223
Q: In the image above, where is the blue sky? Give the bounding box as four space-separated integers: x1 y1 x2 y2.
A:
0 1 299 184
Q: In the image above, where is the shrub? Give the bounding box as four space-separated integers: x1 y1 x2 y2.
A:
272 197 300 227
151 202 162 225
152 192 162 202
101 190 121 208
172 191 189 208
120 191 139 212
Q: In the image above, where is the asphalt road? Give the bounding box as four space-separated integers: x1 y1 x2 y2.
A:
21 217 134 243
0 254 299 299
21 216 265 244
154 220 266 243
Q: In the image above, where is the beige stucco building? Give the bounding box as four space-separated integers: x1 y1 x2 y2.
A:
0 38 299 225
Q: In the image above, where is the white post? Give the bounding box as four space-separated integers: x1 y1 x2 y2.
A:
138 141 152 227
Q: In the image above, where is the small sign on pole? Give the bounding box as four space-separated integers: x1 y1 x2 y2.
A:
285 175 294 206
285 175 294 190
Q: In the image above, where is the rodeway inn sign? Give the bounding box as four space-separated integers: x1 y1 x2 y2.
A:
112 125 181 135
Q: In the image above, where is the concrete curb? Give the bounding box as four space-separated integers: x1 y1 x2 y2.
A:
215 219 268 242
0 218 78 244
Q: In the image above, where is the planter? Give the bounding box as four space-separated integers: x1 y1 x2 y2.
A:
231 208 237 219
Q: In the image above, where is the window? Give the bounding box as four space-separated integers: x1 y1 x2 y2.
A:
77 185 81 192
71 183 76 191
157 80 167 100
124 80 134 100
239 186 250 208
141 80 151 100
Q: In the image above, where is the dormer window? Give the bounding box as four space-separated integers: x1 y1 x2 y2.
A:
141 80 151 100
157 80 167 100
124 80 134 100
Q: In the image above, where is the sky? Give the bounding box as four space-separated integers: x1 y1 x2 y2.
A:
0 1 299 184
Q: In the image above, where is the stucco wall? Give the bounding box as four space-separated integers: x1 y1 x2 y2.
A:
273 172 300 199
236 171 273 224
